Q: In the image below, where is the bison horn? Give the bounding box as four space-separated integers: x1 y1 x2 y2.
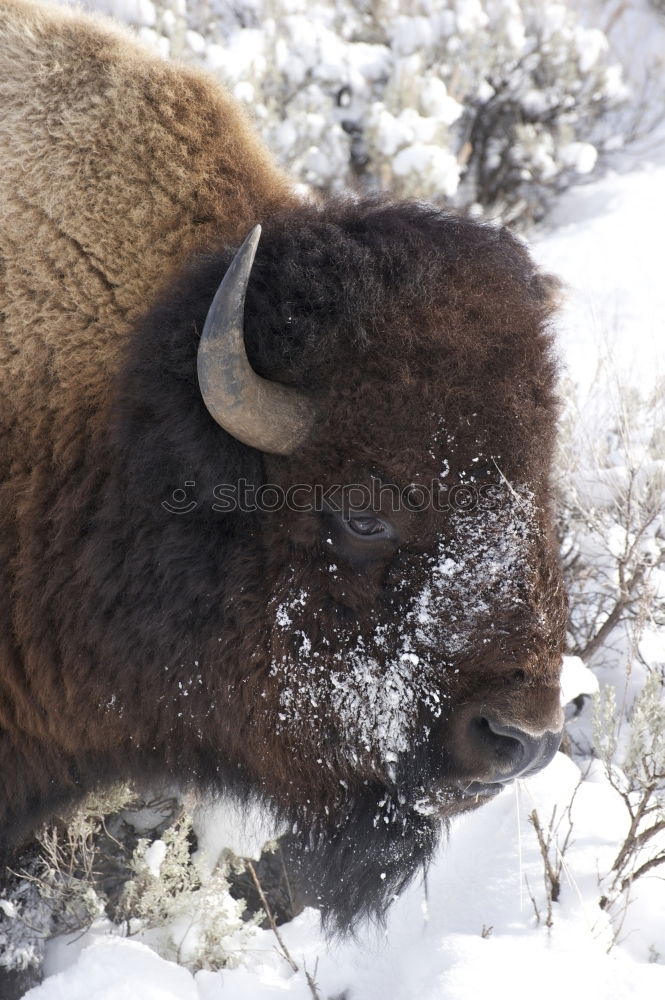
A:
197 224 315 455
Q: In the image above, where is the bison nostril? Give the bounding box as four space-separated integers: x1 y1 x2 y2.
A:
469 714 562 783
473 715 525 772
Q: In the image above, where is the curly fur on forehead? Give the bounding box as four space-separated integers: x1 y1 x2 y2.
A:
240 198 559 373
115 197 561 501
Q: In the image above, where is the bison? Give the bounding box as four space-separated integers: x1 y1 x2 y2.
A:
0 0 567 982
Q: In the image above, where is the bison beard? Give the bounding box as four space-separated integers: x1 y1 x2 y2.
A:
285 789 440 932
1 1 568 973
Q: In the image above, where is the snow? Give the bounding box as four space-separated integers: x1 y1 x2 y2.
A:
419 77 464 125
143 839 167 878
0 899 18 919
89 0 156 26
30 938 199 1000
392 143 461 197
558 140 598 174
25 757 665 999
575 26 607 73
560 655 599 704
192 796 282 874
535 163 665 393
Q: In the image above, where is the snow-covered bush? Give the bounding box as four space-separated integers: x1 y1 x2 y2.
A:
80 0 627 225
0 869 52 976
557 375 665 667
593 672 665 922
1 790 262 977
556 373 665 921
0 785 134 976
119 811 262 970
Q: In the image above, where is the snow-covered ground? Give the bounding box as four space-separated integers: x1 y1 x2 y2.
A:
28 751 665 1000
10 1 665 997
535 163 665 392
25 751 665 999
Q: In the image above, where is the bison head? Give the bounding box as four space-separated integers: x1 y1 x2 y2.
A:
114 200 566 929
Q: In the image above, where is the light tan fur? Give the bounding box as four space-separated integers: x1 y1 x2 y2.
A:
0 0 295 447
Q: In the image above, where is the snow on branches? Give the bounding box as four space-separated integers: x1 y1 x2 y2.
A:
104 0 628 225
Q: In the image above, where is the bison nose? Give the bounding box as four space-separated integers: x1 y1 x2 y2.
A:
469 714 562 783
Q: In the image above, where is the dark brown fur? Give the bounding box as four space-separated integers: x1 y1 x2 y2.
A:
1 0 567 945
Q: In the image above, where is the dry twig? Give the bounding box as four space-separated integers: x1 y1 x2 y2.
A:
247 861 322 1000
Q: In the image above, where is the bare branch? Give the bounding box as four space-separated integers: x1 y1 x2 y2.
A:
247 861 322 1000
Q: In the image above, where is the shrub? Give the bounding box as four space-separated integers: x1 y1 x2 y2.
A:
1 789 262 975
106 0 627 225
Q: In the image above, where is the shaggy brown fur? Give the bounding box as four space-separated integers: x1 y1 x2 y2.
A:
1 0 294 817
0 0 568 965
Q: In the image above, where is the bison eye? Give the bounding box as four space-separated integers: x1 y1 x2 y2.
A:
321 501 399 562
346 515 386 536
